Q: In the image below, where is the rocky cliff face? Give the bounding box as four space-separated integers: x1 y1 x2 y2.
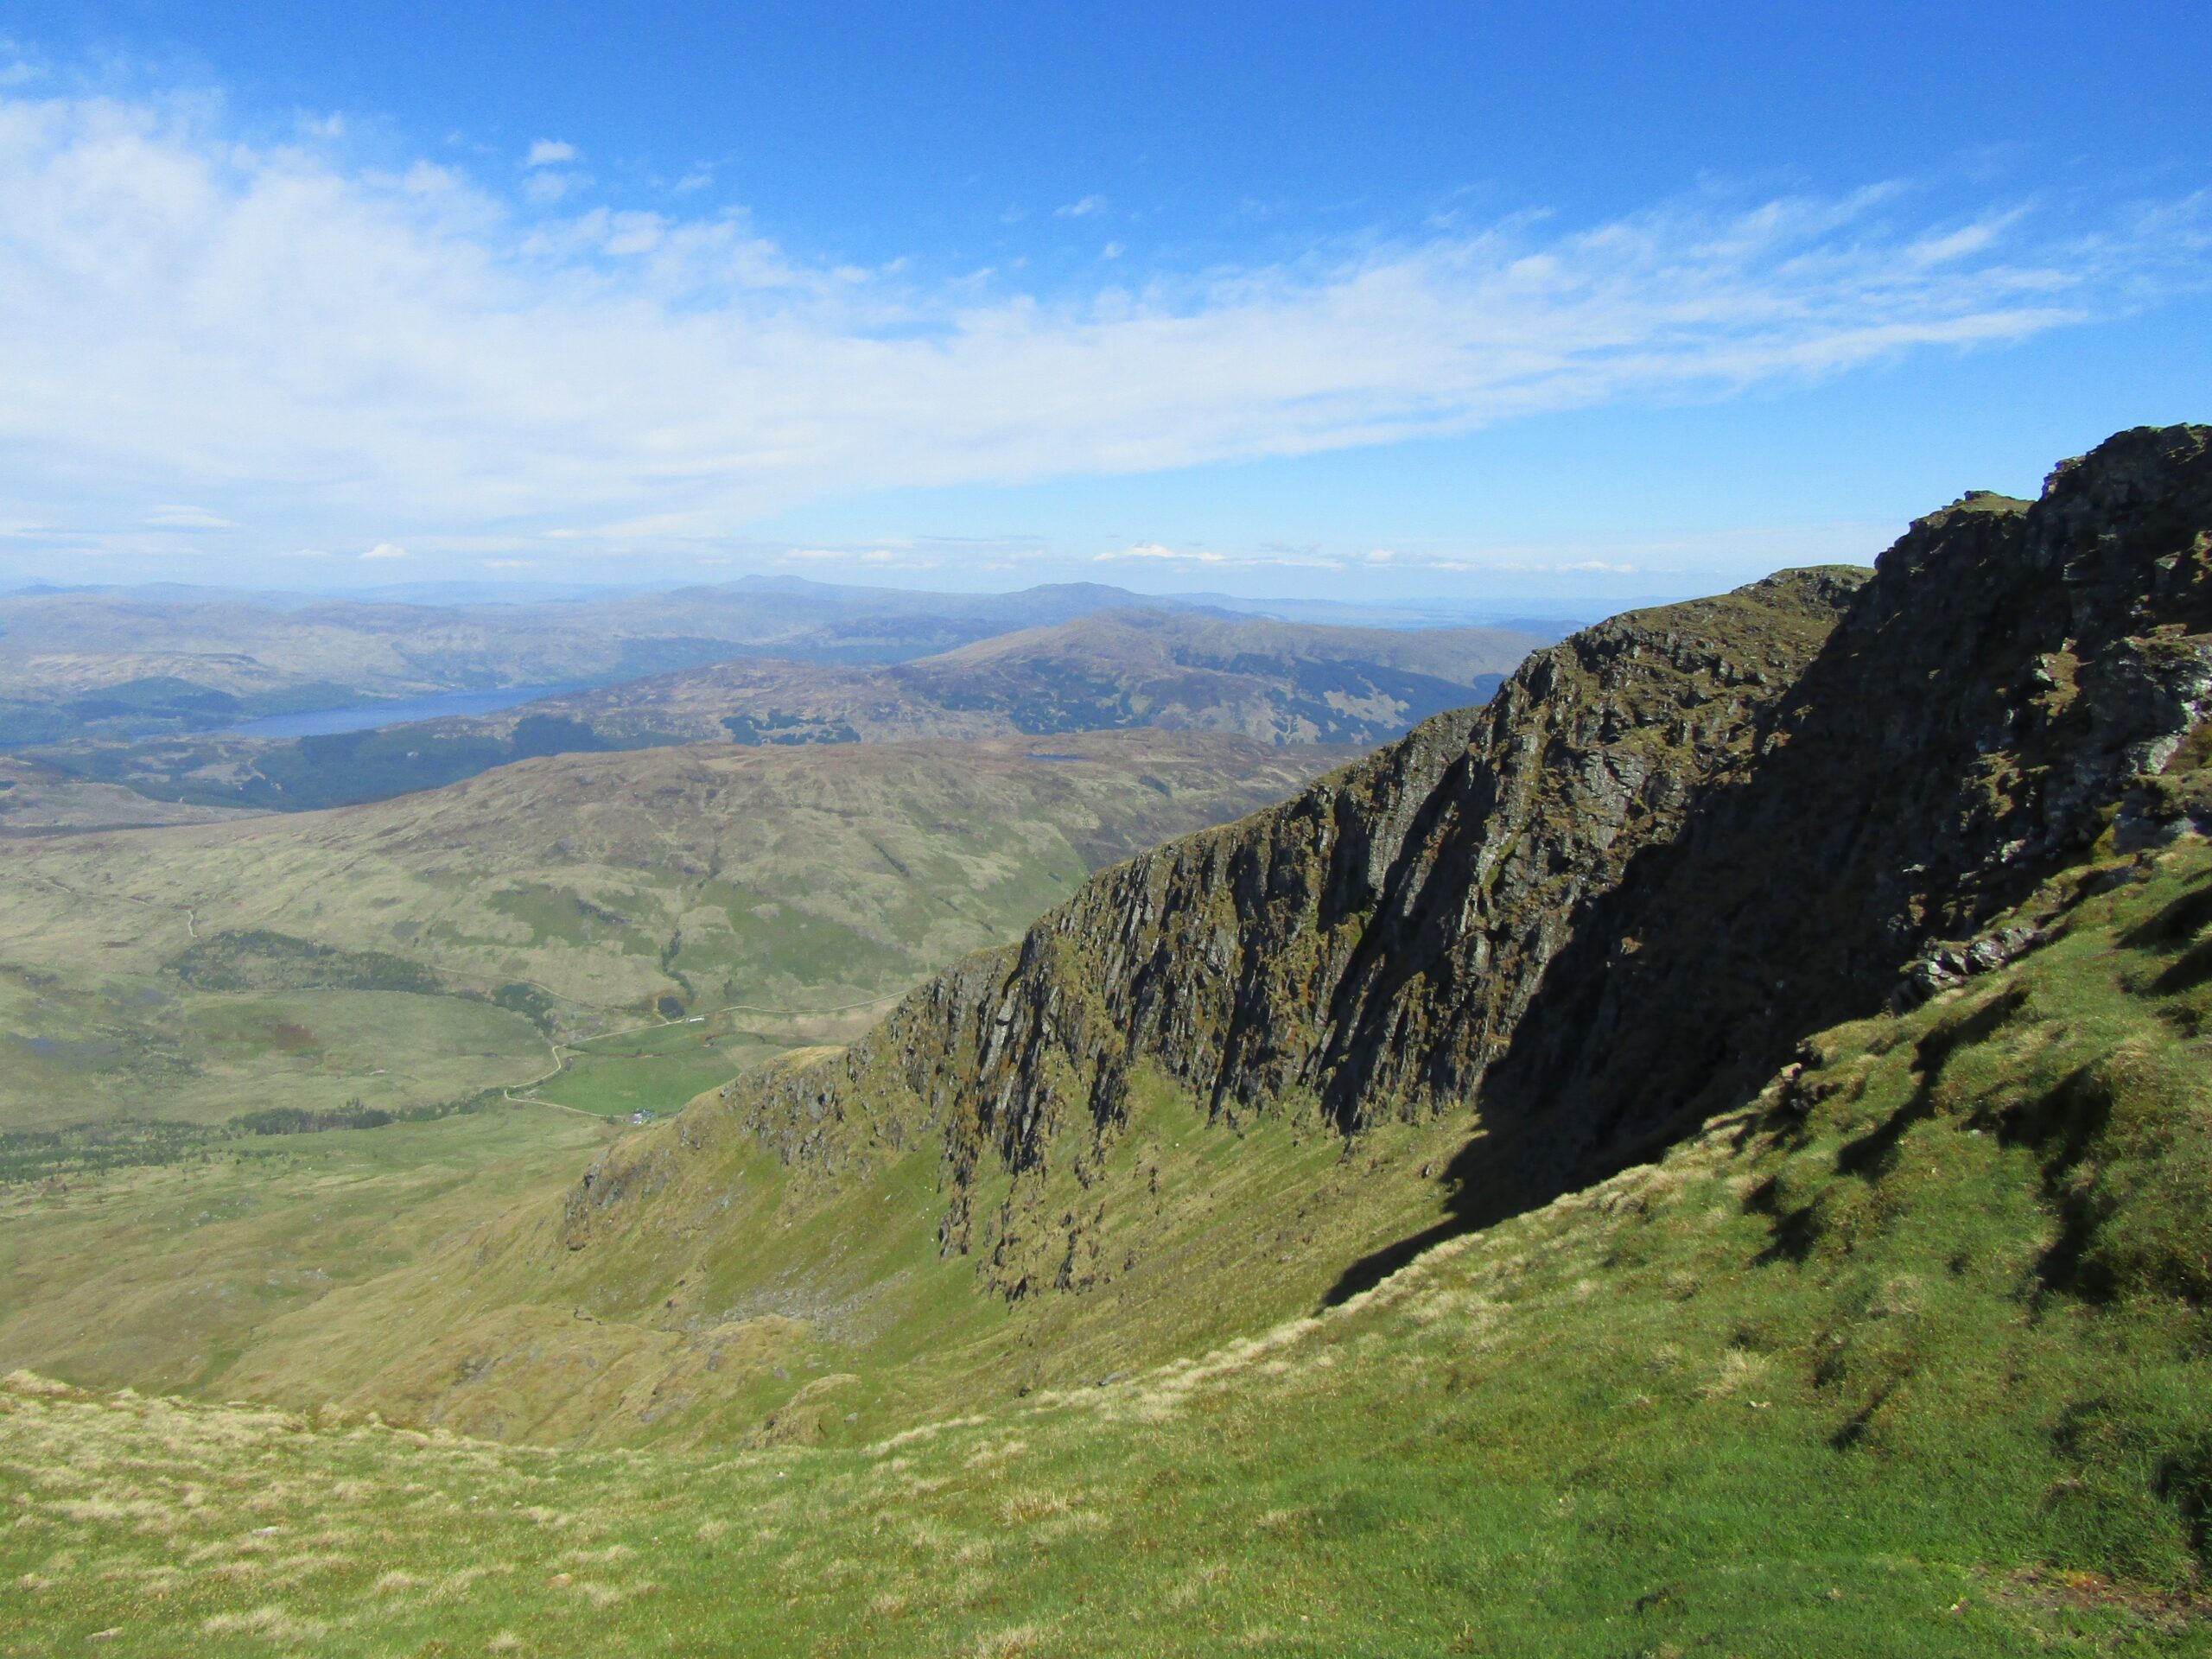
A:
684 567 1866 1289
571 425 2212 1312
1483 425 2212 1187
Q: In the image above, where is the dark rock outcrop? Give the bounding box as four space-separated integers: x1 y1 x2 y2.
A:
1484 424 2212 1191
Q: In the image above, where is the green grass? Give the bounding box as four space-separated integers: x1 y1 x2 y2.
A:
0 969 550 1132
0 1105 610 1397
533 1030 780 1118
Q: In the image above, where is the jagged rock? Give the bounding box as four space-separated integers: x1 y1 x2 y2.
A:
1891 922 2052 1011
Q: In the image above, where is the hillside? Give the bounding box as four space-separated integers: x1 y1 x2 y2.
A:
0 730 1344 1132
3 428 2209 1655
0 753 263 832
524 609 1540 749
43 423 2190 1450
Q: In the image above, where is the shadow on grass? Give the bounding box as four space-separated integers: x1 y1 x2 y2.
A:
1319 1108 1707 1307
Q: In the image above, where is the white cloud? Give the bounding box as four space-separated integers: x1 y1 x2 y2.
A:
1096 543 1226 563
483 557 532 568
144 504 232 527
1055 194 1106 218
0 87 2198 565
525 139 578 167
524 168 580 205
777 540 937 570
360 542 407 560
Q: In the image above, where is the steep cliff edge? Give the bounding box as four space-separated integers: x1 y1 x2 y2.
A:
1486 425 2212 1187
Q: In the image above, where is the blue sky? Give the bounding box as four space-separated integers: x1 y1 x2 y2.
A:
1 2 2208 610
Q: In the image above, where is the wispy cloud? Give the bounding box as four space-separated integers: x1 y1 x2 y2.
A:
1054 194 1106 218
359 542 407 560
779 539 938 570
0 87 2200 567
1096 543 1224 563
144 504 232 528
1093 542 1351 571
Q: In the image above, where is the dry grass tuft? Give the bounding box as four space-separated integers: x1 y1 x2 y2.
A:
969 1624 1045 1656
200 1603 328 1642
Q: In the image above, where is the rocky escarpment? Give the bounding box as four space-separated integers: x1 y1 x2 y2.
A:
1483 425 2212 1189
569 424 2212 1313
677 566 1867 1286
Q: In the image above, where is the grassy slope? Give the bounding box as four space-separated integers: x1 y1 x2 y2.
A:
0 733 1341 1130
0 754 264 832
0 1105 610 1396
4 835 2209 1655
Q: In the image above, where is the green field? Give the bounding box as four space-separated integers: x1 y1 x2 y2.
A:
0 967 550 1131
0 1104 610 1398
530 1020 787 1118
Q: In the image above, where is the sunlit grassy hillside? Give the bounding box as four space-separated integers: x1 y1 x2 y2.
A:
0 732 1340 1132
6 835 2209 1655
0 1105 610 1398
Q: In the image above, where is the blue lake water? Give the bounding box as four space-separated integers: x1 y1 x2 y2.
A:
226 683 586 739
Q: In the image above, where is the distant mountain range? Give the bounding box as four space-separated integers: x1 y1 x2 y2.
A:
0 577 1226 733
27 607 1540 814
0 575 1550 757
515 609 1540 750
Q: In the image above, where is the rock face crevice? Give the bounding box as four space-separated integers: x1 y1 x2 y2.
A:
580 425 2212 1307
